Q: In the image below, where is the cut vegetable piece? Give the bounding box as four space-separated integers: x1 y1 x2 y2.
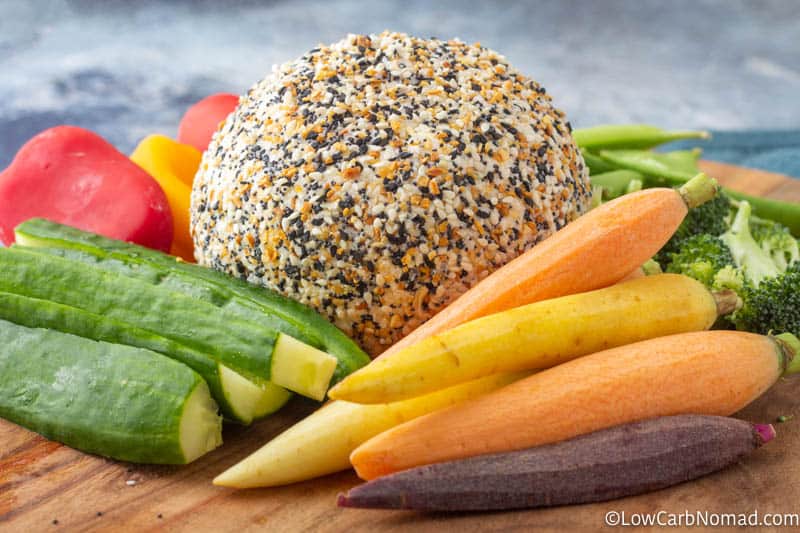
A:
0 126 172 250
330 274 729 404
377 176 718 360
180 381 226 463
213 372 526 488
339 415 773 511
573 124 710 150
271 335 338 401
0 246 331 400
14 218 370 383
0 291 285 423
351 331 794 480
0 319 221 464
218 365 292 421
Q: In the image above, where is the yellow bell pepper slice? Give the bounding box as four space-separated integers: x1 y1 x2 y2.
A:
131 135 201 261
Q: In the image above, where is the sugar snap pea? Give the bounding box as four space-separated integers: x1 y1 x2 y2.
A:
593 150 800 235
580 149 616 174
573 124 710 150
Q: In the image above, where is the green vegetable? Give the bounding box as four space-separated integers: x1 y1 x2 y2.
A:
580 149 616 175
656 193 733 267
598 149 702 181
14 218 370 384
590 149 800 236
750 216 800 271
0 246 336 400
732 264 799 337
0 319 222 464
0 291 288 424
722 201 784 286
660 198 799 336
590 170 646 199
665 234 739 290
573 124 710 150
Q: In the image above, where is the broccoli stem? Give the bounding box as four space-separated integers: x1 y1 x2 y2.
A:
721 201 782 286
678 173 719 209
775 333 800 375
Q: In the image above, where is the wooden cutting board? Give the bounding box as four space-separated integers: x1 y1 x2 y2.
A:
2 162 799 533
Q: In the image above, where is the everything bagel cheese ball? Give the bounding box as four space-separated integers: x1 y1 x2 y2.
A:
191 31 591 356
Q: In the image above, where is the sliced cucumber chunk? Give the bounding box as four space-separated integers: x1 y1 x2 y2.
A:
0 319 222 464
0 291 282 424
219 365 292 422
272 334 339 401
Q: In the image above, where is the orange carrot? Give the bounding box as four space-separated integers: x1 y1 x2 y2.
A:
351 331 799 480
379 174 717 358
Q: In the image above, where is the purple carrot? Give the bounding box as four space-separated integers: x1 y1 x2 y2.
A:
338 415 774 512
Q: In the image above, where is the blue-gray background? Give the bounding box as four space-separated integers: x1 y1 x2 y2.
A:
1 0 798 169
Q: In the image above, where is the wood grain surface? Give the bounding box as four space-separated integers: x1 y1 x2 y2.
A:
1 162 799 533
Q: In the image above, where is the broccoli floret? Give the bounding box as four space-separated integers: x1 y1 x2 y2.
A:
750 216 800 271
731 263 800 336
656 193 732 268
665 234 737 289
721 201 783 286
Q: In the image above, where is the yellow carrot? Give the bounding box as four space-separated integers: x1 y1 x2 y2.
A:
351 331 800 480
213 372 526 488
330 274 737 404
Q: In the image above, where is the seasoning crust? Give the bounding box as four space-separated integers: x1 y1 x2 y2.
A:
191 31 591 355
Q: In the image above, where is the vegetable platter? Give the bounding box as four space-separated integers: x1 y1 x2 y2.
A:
2 162 798 532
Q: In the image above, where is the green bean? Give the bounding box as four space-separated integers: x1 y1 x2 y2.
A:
573 124 710 150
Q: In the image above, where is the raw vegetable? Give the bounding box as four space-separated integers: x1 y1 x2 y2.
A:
350 330 799 480
0 319 222 464
591 148 800 235
14 218 370 384
659 199 799 336
0 291 287 424
178 93 239 152
329 273 738 404
0 246 337 401
130 134 202 261
213 372 526 488
734 263 800 338
589 169 647 200
580 149 616 175
339 415 774 511
573 124 709 151
376 173 719 360
0 125 173 250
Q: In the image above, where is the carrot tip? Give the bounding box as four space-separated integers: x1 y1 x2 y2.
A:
337 493 352 508
754 423 776 445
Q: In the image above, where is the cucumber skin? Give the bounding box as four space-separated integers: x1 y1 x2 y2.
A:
0 291 251 422
0 246 277 384
0 319 207 464
16 218 370 383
